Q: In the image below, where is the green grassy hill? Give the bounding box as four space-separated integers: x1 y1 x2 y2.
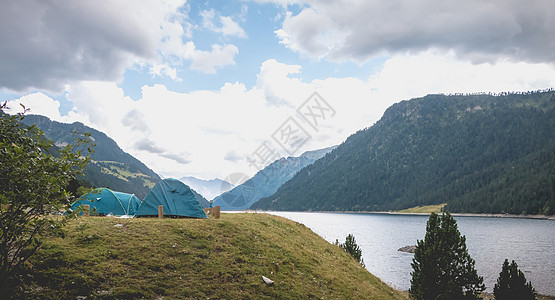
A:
16 214 404 299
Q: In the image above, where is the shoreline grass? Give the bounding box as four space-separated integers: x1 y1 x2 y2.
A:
396 204 447 214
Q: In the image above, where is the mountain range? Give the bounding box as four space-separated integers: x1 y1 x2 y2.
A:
21 115 161 199
213 146 336 210
252 91 555 215
178 176 234 201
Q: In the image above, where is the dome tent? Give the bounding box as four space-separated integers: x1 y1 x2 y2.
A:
135 178 207 218
71 188 141 216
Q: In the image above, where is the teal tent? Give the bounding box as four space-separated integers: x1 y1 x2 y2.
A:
71 188 141 216
135 178 207 218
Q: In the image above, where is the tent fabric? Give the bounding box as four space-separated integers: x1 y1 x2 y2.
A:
71 188 141 216
135 178 207 218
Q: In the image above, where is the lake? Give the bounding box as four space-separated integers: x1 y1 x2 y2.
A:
267 212 555 296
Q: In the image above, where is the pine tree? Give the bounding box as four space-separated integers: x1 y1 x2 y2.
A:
494 259 536 300
409 212 485 300
339 234 364 266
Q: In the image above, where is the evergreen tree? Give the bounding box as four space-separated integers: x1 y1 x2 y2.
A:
494 259 536 300
338 234 364 266
410 212 485 300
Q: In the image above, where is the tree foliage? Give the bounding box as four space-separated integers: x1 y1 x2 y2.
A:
336 234 364 266
494 259 536 300
409 212 485 300
0 104 93 288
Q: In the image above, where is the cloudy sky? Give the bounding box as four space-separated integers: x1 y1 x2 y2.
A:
1 0 555 181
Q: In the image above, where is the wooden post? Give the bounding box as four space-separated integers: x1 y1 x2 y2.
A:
158 205 163 219
213 206 220 219
84 205 90 217
202 207 220 219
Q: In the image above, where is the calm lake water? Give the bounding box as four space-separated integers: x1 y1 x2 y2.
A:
267 212 555 296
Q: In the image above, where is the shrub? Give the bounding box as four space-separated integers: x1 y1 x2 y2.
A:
0 103 93 289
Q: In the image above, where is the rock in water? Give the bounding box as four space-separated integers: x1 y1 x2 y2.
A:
398 245 416 253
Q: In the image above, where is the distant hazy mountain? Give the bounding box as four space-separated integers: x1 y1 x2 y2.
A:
188 186 211 208
178 176 234 201
252 91 555 215
213 146 336 210
21 115 161 199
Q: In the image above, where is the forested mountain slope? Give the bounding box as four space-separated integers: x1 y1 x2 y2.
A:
213 146 335 210
21 115 161 199
252 91 555 215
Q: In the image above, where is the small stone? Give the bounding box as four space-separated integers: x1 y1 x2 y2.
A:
398 245 417 253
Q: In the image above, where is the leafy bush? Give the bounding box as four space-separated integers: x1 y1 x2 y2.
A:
0 103 93 289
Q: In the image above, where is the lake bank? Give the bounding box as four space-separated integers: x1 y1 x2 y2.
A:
249 210 555 220
372 211 554 220
268 211 555 296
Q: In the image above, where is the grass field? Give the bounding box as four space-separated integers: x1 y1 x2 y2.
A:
13 213 405 299
396 204 446 214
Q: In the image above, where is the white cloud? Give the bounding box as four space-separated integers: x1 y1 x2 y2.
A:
252 0 300 6
157 15 240 74
200 9 247 38
276 9 340 59
0 1 249 92
7 55 555 180
64 81 136 135
275 0 555 64
4 92 89 125
5 93 63 120
368 51 555 99
156 13 239 74
159 19 195 58
256 59 310 106
187 43 239 73
0 0 187 92
219 16 247 38
200 9 217 29
149 63 180 81
224 150 244 162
